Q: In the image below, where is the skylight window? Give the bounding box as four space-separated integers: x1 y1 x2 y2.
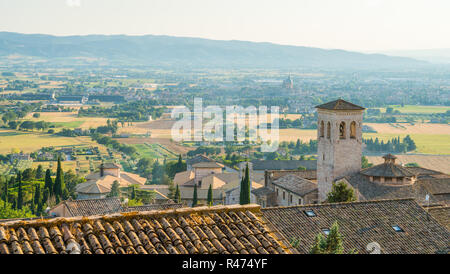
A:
304 210 316 217
392 225 404 232
322 229 330 235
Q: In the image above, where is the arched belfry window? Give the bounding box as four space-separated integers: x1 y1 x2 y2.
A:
339 122 346 139
320 121 325 137
326 122 331 139
350 121 356 139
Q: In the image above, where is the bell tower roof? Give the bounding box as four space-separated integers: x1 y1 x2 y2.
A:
315 99 365 111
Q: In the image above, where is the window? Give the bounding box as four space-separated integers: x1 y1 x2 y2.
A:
392 225 404 232
339 121 346 139
304 210 316 217
320 121 325 137
298 198 302 205
326 122 331 139
323 154 325 161
289 194 292 203
322 229 330 235
283 191 286 200
276 188 279 196
198 180 202 187
350 121 356 139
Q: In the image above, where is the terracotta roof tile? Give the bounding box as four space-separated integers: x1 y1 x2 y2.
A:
315 99 365 110
51 198 183 217
0 204 292 254
261 199 450 254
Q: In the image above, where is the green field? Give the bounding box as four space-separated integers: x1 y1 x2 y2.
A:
133 143 178 160
50 121 85 128
363 133 450 155
0 129 99 154
376 105 450 114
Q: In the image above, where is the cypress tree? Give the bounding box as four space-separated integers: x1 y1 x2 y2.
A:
3 176 8 209
42 188 49 204
34 184 41 209
54 156 65 201
192 183 198 207
175 184 181 203
37 199 43 216
108 180 120 198
131 185 136 200
240 164 251 205
44 169 53 192
35 164 44 179
207 184 213 206
17 171 23 210
176 154 183 172
31 188 35 214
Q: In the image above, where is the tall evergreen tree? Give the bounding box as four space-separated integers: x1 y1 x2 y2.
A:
176 154 183 170
35 165 44 179
175 184 181 203
167 177 176 199
207 184 213 206
44 169 53 192
42 188 50 205
54 156 65 201
239 164 251 205
17 172 23 210
130 185 136 200
34 184 41 208
108 180 120 198
3 176 8 209
192 183 198 207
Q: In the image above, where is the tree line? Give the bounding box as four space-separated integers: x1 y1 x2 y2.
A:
363 135 416 153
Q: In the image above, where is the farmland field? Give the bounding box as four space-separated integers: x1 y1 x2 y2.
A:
376 105 450 114
278 129 317 142
32 160 78 173
365 123 450 134
24 111 108 129
132 143 178 160
119 137 194 155
0 129 100 154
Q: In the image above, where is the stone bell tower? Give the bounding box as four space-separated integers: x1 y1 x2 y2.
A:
316 99 365 201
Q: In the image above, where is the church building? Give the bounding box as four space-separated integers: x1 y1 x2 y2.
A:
253 99 450 207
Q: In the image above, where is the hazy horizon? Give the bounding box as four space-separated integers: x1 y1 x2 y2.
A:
1 0 450 52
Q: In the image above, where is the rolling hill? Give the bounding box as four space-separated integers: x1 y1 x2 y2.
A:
0 32 427 69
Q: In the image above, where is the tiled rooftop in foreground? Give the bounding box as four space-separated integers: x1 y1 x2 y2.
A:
261 198 450 254
0 204 293 254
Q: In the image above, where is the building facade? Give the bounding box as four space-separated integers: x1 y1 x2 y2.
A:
316 99 365 201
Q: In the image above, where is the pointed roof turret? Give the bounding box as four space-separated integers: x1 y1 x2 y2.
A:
315 99 365 110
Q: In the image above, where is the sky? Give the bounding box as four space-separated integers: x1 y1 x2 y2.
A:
0 0 449 52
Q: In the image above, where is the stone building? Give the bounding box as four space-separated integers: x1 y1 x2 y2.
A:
316 99 365 201
75 163 147 199
252 170 317 207
253 99 450 208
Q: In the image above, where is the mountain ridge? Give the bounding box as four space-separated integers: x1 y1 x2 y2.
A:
0 31 427 69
